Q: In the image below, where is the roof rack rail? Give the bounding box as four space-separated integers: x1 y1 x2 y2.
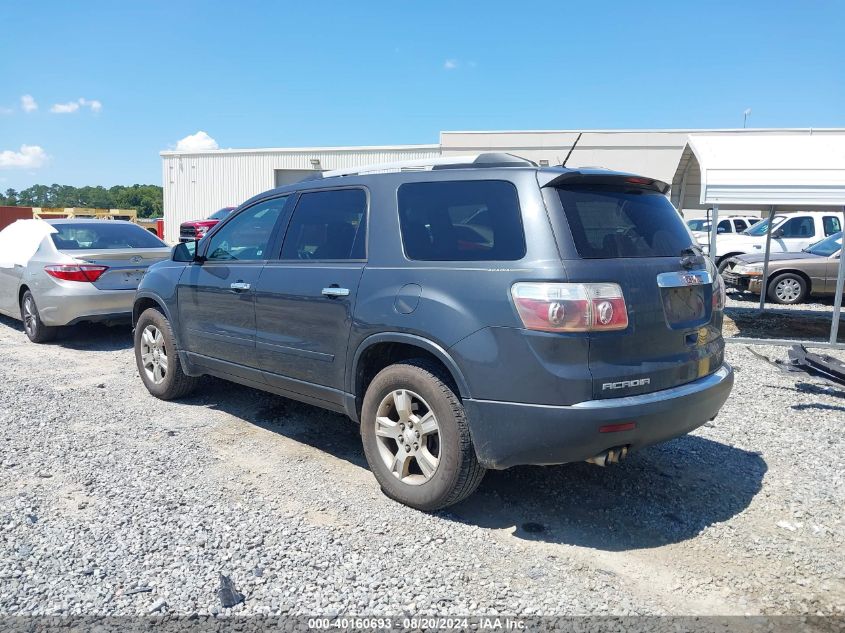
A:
321 152 536 178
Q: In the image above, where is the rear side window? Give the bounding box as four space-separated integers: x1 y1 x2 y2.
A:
555 186 693 258
823 216 841 236
280 189 367 260
398 180 525 261
50 223 165 250
734 219 749 231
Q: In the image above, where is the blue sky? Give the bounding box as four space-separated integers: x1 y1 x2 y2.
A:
1 0 844 191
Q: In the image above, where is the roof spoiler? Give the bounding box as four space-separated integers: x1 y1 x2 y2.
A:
543 172 670 195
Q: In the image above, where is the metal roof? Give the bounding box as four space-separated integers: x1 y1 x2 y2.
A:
674 134 845 206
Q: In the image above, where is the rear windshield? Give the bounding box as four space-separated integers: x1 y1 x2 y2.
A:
556 186 694 258
50 223 166 250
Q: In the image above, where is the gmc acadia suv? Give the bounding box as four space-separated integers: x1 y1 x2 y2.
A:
132 153 734 510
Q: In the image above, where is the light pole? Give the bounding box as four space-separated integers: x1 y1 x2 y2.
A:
743 108 752 128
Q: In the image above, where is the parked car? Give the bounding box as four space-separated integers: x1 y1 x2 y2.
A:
686 216 760 243
722 231 843 304
132 153 734 510
708 211 842 271
179 207 235 242
0 219 171 342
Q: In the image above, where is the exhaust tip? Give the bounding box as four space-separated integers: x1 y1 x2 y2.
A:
586 445 630 467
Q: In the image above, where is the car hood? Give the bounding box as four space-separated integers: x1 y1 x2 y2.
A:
180 219 218 228
731 251 821 265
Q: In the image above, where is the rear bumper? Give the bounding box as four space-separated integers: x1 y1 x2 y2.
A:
36 285 135 327
463 363 734 469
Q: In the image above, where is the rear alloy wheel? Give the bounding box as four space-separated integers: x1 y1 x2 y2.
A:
134 307 199 400
768 273 807 305
20 291 57 343
361 359 486 511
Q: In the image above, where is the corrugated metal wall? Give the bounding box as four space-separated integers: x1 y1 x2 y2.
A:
161 146 439 243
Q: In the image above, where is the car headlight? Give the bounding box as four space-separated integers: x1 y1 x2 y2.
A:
734 264 763 275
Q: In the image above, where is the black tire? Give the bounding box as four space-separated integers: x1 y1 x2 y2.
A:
767 272 808 305
360 359 486 511
134 307 199 400
20 290 58 343
717 257 736 274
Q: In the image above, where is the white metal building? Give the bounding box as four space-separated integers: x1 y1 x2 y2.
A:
161 128 845 244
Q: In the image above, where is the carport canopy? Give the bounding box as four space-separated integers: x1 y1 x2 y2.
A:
671 133 845 346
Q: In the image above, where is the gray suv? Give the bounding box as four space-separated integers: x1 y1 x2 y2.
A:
133 153 734 510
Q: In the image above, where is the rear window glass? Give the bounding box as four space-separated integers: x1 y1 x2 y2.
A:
556 186 693 258
50 223 165 250
398 180 525 261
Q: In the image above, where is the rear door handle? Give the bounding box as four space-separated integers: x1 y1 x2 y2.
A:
230 281 251 291
322 287 350 297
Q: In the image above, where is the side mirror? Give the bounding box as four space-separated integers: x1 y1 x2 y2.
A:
772 228 785 238
173 240 200 262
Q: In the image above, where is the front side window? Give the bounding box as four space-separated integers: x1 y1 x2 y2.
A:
778 216 814 238
734 219 749 231
205 197 288 261
398 180 525 261
50 223 165 249
823 216 842 236
717 219 731 234
556 185 694 258
280 189 367 260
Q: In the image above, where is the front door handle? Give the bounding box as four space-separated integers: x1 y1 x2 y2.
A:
322 286 350 298
230 281 251 291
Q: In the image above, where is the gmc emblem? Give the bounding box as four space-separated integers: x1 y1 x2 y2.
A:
602 378 651 391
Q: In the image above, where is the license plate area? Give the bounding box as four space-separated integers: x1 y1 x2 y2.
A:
657 270 712 330
121 269 144 284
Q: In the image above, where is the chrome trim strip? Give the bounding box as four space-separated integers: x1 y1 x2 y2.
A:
469 364 732 411
572 365 731 409
657 269 712 288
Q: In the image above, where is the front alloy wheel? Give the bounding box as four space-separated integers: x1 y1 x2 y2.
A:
140 324 168 384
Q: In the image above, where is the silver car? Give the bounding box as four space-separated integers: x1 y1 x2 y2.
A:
0 219 171 343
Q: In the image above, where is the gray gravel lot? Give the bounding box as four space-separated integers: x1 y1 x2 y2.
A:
0 315 843 618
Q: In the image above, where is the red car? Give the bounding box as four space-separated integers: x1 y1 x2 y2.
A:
178 207 235 243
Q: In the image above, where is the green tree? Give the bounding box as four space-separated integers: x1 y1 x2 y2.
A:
3 183 163 218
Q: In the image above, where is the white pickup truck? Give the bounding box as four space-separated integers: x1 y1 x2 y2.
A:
702 212 843 271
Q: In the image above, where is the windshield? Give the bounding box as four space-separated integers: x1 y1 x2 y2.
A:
686 219 710 231
743 215 786 236
208 208 233 220
50 223 166 249
806 231 842 257
556 185 694 258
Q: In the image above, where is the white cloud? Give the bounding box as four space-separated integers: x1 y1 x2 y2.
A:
21 94 38 113
175 130 219 152
0 106 13 115
80 98 102 113
444 59 458 70
0 145 49 169
50 98 103 114
51 101 80 114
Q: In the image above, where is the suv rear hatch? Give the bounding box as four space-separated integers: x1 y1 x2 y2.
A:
542 173 725 399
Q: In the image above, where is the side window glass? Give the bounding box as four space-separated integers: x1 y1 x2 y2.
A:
717 220 731 233
280 189 367 260
206 197 288 261
778 217 814 238
823 216 842 236
734 220 748 231
398 180 525 261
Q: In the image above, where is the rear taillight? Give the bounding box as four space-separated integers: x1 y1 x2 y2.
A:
511 282 629 333
713 273 726 311
44 264 108 282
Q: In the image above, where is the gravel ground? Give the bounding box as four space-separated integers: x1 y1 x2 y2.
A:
0 315 843 619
